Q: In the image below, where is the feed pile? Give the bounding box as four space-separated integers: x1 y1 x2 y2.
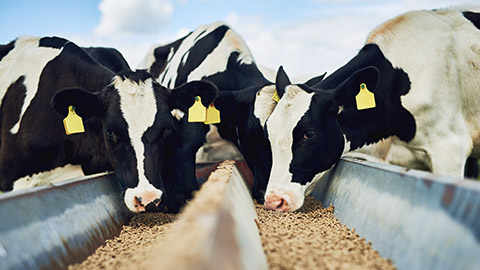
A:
255 196 396 270
70 163 395 270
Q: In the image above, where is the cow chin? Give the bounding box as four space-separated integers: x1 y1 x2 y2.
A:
264 184 306 212
124 183 163 213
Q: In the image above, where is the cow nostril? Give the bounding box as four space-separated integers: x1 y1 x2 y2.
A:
277 198 286 209
145 200 159 211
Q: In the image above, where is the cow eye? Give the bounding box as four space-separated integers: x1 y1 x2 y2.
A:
303 130 316 141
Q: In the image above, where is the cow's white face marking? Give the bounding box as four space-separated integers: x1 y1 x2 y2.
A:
253 84 277 128
265 85 314 212
159 22 254 87
114 77 163 212
0 36 63 134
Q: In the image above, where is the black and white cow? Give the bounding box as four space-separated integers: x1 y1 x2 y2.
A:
0 36 217 213
139 22 324 201
264 7 480 211
83 47 131 73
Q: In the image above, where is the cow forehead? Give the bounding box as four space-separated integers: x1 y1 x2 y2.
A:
113 77 158 131
268 85 314 143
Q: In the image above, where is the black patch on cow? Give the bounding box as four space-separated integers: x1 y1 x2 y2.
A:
39 36 69 49
116 69 153 84
174 25 230 86
464 11 480 30
150 35 188 78
83 47 131 73
0 40 15 62
2 76 27 132
205 52 270 91
315 44 416 150
289 91 345 185
194 30 207 42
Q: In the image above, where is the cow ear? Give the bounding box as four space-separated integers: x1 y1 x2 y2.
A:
275 66 291 99
333 66 380 106
170 80 218 111
304 72 327 87
51 88 104 119
213 91 239 123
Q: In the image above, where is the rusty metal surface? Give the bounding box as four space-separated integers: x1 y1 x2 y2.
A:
311 157 480 270
0 173 132 270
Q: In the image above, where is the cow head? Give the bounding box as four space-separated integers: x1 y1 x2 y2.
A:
213 84 276 201
264 64 415 212
52 70 217 213
212 71 326 202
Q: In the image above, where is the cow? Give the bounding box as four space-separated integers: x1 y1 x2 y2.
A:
83 47 131 73
0 36 218 213
264 7 480 211
139 22 324 202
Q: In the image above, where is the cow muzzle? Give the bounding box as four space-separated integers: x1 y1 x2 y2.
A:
124 186 163 213
264 189 304 212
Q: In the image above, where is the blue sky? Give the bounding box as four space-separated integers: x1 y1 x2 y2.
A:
1 0 478 78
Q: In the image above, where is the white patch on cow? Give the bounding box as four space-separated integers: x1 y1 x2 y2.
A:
187 27 254 82
12 164 84 191
159 22 220 87
359 7 480 177
159 22 254 87
170 108 185 120
114 76 163 212
253 84 277 127
0 36 63 134
265 85 314 211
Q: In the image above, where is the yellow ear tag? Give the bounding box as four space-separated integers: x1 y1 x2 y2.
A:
63 106 85 135
355 83 376 110
272 90 280 103
204 103 221 124
188 96 206 122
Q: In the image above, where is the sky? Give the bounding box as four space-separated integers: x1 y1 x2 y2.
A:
0 0 478 79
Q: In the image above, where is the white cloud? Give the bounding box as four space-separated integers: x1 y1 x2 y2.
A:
224 0 478 79
225 12 382 79
95 0 174 38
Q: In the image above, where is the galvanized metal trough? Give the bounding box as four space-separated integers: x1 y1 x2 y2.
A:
0 161 262 270
0 172 131 269
2 157 480 270
311 157 480 270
